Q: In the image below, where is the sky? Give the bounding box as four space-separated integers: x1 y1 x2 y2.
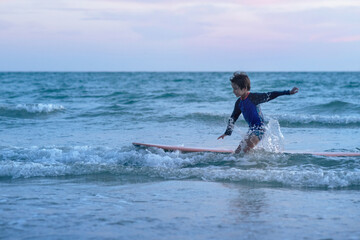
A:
0 0 359 71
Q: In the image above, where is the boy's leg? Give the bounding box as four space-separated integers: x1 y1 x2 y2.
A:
243 135 261 153
235 135 261 154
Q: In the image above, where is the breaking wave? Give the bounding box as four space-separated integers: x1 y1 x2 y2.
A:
0 104 65 118
274 114 360 128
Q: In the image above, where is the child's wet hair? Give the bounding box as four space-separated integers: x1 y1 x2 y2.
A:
230 71 251 90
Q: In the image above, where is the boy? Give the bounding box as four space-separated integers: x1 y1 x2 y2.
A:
218 72 299 153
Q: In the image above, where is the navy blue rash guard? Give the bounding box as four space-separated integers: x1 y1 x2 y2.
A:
224 91 291 136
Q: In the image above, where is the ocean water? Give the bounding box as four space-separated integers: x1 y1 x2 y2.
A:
1 72 360 239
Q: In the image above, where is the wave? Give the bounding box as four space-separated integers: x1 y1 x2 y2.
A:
0 104 65 118
1 145 359 188
274 114 360 128
156 112 360 128
302 100 360 114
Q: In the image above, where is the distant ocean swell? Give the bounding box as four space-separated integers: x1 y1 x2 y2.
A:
303 100 360 114
1 146 359 188
1 104 359 128
134 112 360 128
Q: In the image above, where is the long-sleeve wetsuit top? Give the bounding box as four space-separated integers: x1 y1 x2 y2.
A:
224 90 291 136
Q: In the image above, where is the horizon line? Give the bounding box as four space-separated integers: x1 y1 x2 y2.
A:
1 70 360 73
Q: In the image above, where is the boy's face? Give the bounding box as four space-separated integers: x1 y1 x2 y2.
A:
231 82 248 98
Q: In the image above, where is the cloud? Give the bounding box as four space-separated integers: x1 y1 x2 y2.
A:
0 0 359 70
330 35 360 43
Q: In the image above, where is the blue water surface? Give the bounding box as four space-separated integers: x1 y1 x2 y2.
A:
1 72 360 240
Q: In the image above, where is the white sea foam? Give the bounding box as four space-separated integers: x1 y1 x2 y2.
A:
1 145 359 188
0 103 65 118
15 104 65 113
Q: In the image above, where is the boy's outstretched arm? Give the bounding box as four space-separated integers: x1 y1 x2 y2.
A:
251 87 299 105
290 87 299 95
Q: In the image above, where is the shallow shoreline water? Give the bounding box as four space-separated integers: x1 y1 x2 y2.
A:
1 179 360 240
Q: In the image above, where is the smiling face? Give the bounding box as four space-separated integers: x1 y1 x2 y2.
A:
231 82 248 98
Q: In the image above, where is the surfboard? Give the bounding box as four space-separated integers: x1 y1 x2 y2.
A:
132 142 360 157
132 142 233 153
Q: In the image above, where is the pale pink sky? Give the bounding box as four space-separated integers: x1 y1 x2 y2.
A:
0 0 359 71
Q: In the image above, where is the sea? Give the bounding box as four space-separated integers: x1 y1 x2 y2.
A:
0 72 359 240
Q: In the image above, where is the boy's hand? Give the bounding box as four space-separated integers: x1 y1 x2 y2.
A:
217 134 226 140
290 87 299 95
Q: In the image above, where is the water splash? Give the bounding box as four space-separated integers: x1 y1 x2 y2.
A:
259 119 285 153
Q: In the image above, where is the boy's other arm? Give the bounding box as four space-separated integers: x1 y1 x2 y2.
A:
218 99 242 140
